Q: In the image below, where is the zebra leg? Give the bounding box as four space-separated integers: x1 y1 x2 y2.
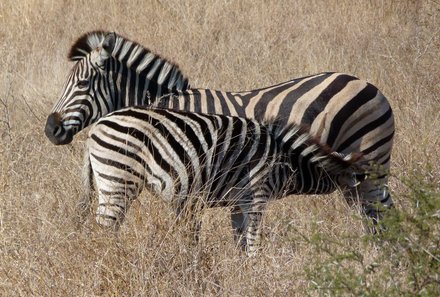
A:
189 217 202 243
230 205 247 248
344 174 393 234
360 175 393 233
95 193 129 230
175 200 203 243
94 176 139 230
242 200 267 257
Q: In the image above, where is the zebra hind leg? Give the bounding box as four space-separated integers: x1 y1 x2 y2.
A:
241 198 268 257
344 175 394 234
230 205 247 249
361 177 394 234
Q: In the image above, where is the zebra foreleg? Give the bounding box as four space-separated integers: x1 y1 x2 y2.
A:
94 181 139 230
244 204 266 257
95 194 129 231
175 199 203 243
236 197 267 257
75 192 92 227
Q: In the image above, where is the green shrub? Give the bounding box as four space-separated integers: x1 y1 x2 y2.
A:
304 176 440 296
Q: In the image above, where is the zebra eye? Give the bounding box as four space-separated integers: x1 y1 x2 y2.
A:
77 80 89 89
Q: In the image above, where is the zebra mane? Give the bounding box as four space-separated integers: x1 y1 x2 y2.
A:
68 31 107 61
68 31 190 88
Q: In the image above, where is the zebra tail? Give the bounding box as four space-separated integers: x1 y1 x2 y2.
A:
327 151 368 187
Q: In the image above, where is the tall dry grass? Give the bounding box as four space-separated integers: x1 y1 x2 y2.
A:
1 0 439 296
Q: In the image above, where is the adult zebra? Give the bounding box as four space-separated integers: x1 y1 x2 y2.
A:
45 31 394 231
84 106 362 255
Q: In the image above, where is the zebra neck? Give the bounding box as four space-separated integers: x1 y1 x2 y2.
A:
110 60 189 109
110 36 190 103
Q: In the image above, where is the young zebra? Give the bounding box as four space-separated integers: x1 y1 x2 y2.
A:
82 106 363 256
45 31 393 231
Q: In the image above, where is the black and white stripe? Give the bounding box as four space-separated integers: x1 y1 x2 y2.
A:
45 31 394 230
81 106 361 255
154 73 394 230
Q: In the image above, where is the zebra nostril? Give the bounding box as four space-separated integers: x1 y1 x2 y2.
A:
53 125 60 135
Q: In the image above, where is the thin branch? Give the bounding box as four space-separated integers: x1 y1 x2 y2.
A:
21 95 42 122
0 97 12 141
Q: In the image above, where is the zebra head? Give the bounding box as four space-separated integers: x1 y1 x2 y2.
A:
45 31 190 145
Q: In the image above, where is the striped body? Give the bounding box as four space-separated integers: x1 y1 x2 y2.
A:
155 72 394 228
83 107 360 255
45 31 394 230
157 72 393 164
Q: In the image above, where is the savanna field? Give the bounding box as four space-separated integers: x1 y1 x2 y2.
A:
1 1 439 296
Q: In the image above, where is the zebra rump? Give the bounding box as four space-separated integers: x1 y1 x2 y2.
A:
81 106 363 256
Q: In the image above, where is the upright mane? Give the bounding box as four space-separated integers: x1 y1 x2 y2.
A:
68 31 107 61
67 31 189 88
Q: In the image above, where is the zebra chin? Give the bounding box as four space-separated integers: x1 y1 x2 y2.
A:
44 113 74 145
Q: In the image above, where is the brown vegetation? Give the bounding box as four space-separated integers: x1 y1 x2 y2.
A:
1 1 439 296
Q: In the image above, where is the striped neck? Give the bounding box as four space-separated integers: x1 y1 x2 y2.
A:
109 34 190 100
69 31 190 105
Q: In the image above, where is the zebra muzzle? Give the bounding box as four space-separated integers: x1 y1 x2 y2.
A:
44 113 73 145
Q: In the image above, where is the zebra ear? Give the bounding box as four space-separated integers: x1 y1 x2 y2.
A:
102 32 116 53
98 32 116 62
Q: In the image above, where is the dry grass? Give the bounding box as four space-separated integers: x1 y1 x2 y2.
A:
1 0 439 296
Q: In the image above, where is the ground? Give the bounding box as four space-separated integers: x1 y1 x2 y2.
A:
1 1 439 296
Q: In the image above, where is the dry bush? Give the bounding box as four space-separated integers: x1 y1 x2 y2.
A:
1 0 439 296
